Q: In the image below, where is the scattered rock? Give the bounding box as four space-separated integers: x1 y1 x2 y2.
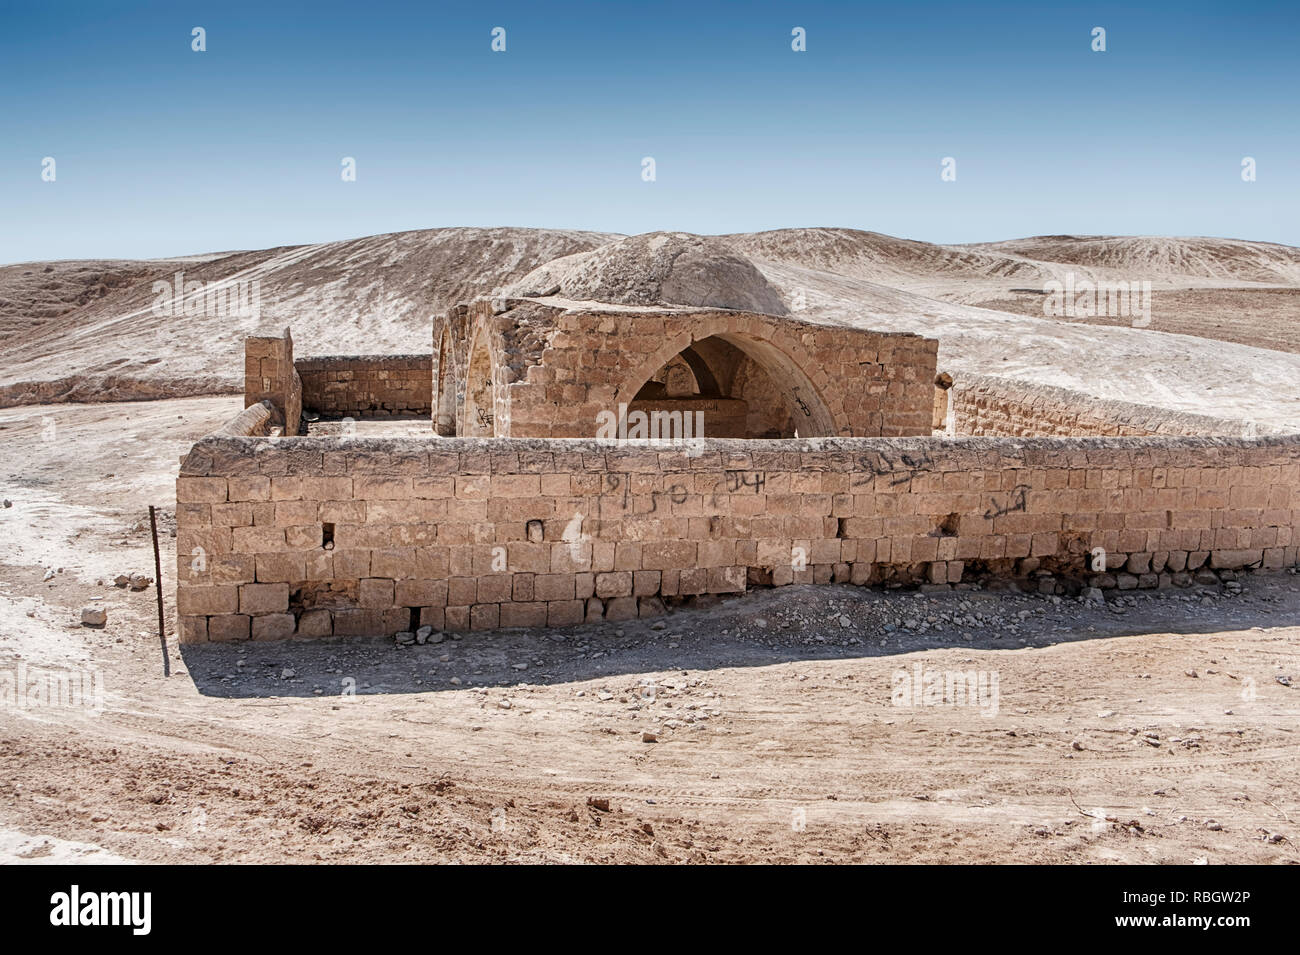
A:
80 607 107 627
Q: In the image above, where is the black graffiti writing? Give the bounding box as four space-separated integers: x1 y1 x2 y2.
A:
851 450 935 488
984 485 1029 520
724 470 766 493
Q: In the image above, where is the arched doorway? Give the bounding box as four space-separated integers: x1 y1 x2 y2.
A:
461 330 497 437
433 329 456 436
621 332 835 439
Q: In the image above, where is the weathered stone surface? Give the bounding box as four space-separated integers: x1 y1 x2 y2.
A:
179 384 1300 641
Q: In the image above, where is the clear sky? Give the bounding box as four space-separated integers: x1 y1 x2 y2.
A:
1 0 1296 263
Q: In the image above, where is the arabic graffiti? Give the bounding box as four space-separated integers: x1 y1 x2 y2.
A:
984 484 1029 520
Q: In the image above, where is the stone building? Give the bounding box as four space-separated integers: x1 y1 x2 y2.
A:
174 233 1300 643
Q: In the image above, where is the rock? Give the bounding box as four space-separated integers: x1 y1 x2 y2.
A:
2 499 11 507
641 731 658 743
395 631 415 646
498 698 512 709
1082 587 1104 603
415 625 433 644
586 797 611 812
42 569 55 582
280 668 296 680
80 607 107 627
128 574 152 591
1205 820 1223 831
113 574 130 588
1125 553 1151 574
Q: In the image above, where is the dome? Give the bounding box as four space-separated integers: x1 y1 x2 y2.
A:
503 232 790 316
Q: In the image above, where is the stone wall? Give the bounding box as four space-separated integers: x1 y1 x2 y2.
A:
174 429 1300 643
952 374 1269 438
244 328 301 436
296 355 432 418
439 301 938 439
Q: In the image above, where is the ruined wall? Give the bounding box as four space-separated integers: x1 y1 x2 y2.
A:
244 328 301 436
432 304 471 436
215 400 275 437
296 355 432 418
175 430 1300 643
456 302 938 440
953 374 1268 439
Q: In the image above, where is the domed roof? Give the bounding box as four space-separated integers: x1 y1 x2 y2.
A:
502 232 790 316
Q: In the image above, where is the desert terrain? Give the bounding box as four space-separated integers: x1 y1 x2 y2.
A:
1 227 1298 863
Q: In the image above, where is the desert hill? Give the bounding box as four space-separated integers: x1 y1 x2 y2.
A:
2 226 1298 430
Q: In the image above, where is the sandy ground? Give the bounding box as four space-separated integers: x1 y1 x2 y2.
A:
976 287 1300 356
1 397 1297 864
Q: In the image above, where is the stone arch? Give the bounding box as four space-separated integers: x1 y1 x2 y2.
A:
676 345 721 396
461 324 498 437
615 318 839 438
433 327 456 436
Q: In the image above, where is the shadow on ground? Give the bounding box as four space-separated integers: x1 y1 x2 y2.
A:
178 573 1300 700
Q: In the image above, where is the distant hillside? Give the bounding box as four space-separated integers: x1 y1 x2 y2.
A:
0 228 614 406
1 225 1298 430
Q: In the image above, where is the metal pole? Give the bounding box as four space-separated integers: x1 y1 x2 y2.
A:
149 505 170 676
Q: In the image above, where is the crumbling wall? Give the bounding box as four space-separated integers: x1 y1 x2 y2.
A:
244 328 301 436
469 303 938 439
175 429 1300 642
215 400 275 437
432 304 471 436
296 355 432 418
953 374 1269 438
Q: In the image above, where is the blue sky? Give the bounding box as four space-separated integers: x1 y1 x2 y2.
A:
1 0 1296 262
